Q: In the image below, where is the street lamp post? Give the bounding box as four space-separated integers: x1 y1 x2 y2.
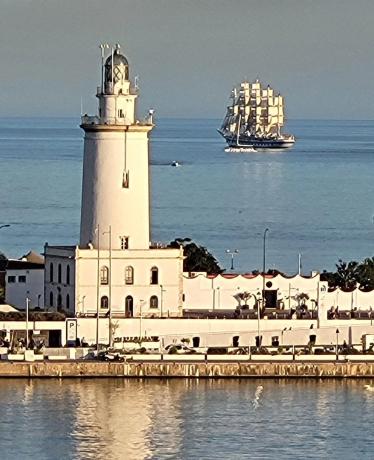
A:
336 328 340 360
102 226 112 348
160 285 166 318
225 249 239 270
262 228 270 309
256 294 261 347
281 327 287 346
246 292 261 347
77 296 86 313
25 297 30 349
139 299 144 340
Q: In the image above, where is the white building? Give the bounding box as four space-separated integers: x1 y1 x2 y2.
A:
38 44 374 348
44 45 184 324
5 251 44 309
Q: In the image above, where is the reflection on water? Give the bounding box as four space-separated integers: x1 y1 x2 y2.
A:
0 379 374 459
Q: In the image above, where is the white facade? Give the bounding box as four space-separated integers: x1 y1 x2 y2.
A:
183 273 325 311
40 44 374 346
182 273 374 319
44 244 184 317
6 262 44 310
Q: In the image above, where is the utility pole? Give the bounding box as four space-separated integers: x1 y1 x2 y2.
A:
96 225 100 353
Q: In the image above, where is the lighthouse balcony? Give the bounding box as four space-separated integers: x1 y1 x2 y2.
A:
81 115 153 127
96 85 138 97
81 115 129 126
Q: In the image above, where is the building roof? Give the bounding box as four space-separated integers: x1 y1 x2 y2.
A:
105 48 128 67
21 250 44 264
0 304 20 313
6 260 44 270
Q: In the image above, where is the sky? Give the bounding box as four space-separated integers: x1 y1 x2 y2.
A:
0 0 374 119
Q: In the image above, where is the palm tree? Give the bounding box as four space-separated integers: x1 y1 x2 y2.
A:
335 259 360 290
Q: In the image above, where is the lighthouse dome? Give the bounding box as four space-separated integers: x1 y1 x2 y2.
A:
105 47 129 83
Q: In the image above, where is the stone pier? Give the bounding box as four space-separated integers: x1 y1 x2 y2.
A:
1 360 374 378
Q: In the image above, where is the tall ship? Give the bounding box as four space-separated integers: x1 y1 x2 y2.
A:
218 79 295 150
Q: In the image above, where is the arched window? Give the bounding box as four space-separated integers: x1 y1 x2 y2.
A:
125 266 134 285
49 263 54 283
150 295 158 309
150 266 158 285
58 264 62 283
49 292 54 307
101 295 109 309
66 294 70 310
57 293 62 308
66 265 70 285
125 295 133 317
100 266 109 285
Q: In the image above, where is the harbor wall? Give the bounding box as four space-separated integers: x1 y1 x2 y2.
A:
1 360 374 378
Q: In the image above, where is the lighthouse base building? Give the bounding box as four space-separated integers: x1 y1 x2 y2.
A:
44 244 184 318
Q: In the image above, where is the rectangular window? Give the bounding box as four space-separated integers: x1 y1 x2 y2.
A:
121 236 129 250
7 276 16 283
100 266 109 285
125 266 134 285
18 275 26 283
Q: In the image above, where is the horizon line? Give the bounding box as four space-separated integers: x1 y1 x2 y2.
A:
0 116 373 122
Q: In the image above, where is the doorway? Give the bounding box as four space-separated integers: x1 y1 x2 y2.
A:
125 296 133 317
49 330 61 347
263 290 277 308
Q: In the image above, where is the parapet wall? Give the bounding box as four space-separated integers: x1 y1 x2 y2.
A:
1 360 374 378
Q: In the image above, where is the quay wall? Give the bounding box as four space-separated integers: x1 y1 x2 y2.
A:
2 360 374 378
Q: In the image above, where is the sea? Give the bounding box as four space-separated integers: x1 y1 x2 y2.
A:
0 378 373 460
1 119 374 459
1 117 374 274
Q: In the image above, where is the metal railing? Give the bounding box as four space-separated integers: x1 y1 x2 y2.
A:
81 115 152 127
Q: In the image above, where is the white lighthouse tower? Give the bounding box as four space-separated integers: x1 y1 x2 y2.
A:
80 44 153 250
44 44 183 330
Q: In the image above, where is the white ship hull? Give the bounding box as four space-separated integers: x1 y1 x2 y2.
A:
219 130 295 150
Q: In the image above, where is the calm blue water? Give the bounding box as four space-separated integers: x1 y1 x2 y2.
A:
1 117 374 273
0 378 373 460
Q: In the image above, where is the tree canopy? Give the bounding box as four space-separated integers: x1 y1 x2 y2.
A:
321 257 374 291
169 238 223 274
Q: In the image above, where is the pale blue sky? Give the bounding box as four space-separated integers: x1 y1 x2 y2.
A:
0 0 373 119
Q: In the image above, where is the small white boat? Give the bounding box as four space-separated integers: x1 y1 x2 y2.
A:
364 384 374 392
171 161 180 167
224 147 256 153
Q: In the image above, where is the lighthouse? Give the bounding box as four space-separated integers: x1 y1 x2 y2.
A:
44 44 183 327
80 44 153 250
